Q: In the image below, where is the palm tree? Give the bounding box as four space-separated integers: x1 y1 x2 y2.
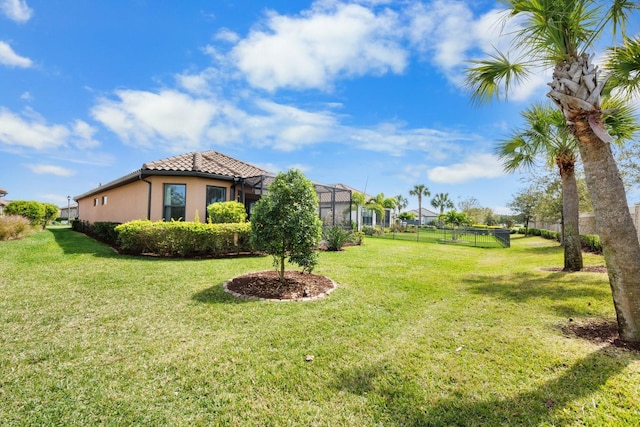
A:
465 0 640 344
431 193 455 215
366 193 396 231
498 102 583 271
409 184 431 226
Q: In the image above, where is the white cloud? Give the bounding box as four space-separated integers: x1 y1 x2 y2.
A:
0 108 68 150
0 0 32 23
26 164 75 176
0 41 33 68
231 2 407 91
71 120 100 149
428 153 505 183
214 28 240 43
91 89 218 151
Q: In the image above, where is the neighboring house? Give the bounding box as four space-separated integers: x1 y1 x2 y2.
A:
59 204 78 220
0 187 7 216
407 208 439 226
74 151 351 226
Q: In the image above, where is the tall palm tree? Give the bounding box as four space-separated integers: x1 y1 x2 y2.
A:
409 184 430 226
431 193 455 215
498 103 583 271
465 0 640 344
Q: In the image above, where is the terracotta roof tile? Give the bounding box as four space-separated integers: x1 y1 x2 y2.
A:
142 151 269 178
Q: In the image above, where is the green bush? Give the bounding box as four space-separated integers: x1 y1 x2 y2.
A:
4 201 46 226
0 215 33 241
115 220 252 257
207 201 247 224
92 222 121 245
580 234 602 253
323 226 352 251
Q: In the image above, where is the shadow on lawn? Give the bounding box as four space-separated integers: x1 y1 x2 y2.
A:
192 283 253 304
49 227 120 257
334 346 638 426
463 272 610 318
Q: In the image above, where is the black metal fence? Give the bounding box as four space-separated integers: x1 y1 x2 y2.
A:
374 226 510 248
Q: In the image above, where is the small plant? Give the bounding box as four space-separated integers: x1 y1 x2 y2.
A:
0 215 32 241
323 226 352 251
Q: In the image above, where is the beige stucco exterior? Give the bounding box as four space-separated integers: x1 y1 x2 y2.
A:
77 175 241 224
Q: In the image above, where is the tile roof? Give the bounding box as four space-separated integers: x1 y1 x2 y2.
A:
142 151 269 178
0 188 7 197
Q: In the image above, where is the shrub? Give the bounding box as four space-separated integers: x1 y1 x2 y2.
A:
362 226 376 236
115 220 252 257
92 222 121 245
4 201 46 226
323 226 352 251
207 201 247 224
0 215 33 241
580 234 602 253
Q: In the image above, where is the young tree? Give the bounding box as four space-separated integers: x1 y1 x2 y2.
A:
507 190 540 237
409 184 430 226
250 170 323 282
465 0 640 344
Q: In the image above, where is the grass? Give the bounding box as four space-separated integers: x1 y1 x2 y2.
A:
1 229 639 426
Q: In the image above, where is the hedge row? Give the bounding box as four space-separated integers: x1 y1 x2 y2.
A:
114 220 252 257
514 227 602 254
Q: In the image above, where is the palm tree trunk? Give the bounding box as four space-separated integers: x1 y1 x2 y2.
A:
560 166 583 271
573 116 640 343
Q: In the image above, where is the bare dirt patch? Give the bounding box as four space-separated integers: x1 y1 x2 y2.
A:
224 270 336 301
541 265 607 273
560 319 640 352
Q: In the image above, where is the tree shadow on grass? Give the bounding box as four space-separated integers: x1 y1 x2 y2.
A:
463 271 610 318
49 227 121 257
333 346 638 426
191 283 254 304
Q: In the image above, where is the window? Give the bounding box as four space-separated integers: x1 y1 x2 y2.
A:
163 184 186 221
102 195 108 205
362 208 373 226
206 186 226 209
93 198 98 207
205 186 227 220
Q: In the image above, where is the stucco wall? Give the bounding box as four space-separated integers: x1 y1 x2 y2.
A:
77 175 239 224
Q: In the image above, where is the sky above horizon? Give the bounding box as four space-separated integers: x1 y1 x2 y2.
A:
1 0 639 215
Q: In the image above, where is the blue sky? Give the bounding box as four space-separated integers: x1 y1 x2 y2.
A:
1 0 637 214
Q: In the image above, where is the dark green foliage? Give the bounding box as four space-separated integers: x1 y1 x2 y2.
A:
207 201 247 224
250 169 322 279
323 226 352 251
115 220 252 257
580 234 602 253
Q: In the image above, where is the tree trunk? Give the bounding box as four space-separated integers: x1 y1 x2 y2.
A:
549 53 640 344
574 117 640 343
560 165 583 271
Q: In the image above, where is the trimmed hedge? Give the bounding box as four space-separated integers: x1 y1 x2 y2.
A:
514 227 602 254
115 220 252 257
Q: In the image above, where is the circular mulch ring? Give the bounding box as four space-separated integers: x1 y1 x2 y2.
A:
223 270 337 301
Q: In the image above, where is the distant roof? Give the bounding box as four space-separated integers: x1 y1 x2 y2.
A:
408 207 439 217
75 151 270 200
143 151 269 178
0 187 7 197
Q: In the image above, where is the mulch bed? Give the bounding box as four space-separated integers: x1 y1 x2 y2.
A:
224 270 337 301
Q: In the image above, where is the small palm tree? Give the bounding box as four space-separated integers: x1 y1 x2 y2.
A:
366 193 396 231
409 184 430 226
498 102 583 271
465 0 640 344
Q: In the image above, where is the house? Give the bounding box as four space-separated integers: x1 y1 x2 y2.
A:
74 150 351 226
0 187 7 216
407 207 439 226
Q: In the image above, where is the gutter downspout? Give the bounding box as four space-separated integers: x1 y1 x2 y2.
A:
140 172 152 220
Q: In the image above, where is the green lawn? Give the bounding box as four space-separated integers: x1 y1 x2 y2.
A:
1 229 639 426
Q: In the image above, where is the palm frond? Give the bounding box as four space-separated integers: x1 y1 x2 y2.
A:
604 36 640 97
605 0 639 37
465 51 529 105
602 95 640 143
